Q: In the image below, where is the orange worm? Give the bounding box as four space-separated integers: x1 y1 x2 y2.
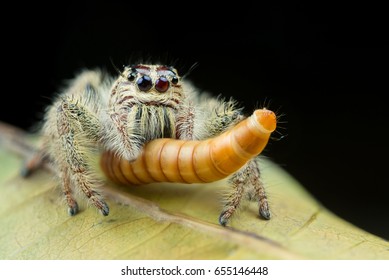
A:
101 108 277 185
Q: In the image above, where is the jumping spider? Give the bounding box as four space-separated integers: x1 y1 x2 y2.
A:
23 64 271 226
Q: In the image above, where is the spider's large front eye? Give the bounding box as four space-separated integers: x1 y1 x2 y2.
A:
137 75 153 91
155 76 170 93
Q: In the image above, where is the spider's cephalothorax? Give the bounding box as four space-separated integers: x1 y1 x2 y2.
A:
23 63 271 226
104 64 187 161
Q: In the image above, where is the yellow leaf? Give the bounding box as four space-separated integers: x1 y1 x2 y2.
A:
0 126 388 259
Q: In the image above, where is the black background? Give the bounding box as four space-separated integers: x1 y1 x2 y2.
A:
2 2 388 240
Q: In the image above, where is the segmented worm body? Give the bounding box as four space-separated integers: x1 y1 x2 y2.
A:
101 108 276 185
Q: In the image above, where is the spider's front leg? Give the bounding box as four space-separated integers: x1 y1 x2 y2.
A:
21 70 110 216
54 96 110 216
188 97 271 226
219 158 270 226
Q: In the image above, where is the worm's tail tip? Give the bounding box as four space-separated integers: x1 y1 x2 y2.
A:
253 109 277 133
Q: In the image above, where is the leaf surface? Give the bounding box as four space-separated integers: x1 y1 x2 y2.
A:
0 140 388 259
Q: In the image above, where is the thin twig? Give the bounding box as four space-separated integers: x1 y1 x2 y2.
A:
0 121 36 157
0 121 54 174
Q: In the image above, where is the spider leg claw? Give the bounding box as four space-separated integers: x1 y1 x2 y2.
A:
68 202 79 216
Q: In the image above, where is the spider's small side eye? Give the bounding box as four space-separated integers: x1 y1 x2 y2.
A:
127 72 137 81
171 76 179 85
155 76 170 93
137 75 153 91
